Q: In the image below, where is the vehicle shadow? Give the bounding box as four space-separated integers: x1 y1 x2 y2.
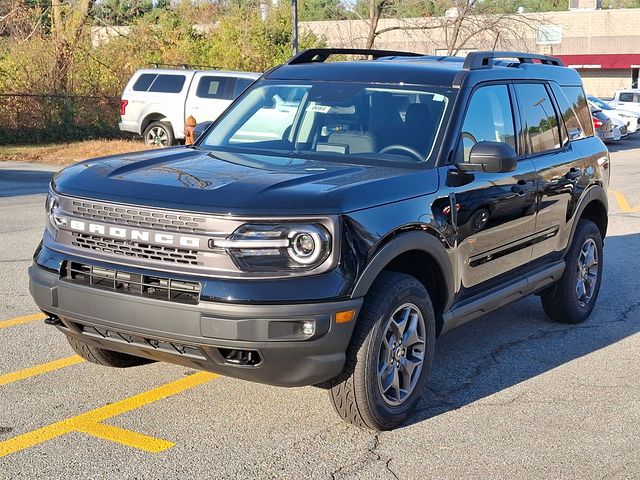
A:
606 135 640 152
407 232 640 425
0 170 54 197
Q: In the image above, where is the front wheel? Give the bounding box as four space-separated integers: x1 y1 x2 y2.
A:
329 272 436 430
541 219 603 324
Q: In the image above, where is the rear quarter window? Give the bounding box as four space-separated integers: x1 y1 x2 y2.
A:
148 74 186 93
561 86 594 137
132 74 157 92
619 92 635 102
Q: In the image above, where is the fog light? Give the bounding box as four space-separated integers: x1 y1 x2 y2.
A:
301 320 315 336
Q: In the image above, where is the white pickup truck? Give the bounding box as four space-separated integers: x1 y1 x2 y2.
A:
606 89 640 115
119 68 260 146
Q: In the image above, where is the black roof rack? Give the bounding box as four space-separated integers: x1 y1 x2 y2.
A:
463 51 564 70
151 63 218 70
287 48 423 65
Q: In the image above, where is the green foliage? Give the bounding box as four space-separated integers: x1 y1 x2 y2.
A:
92 0 155 25
299 0 353 21
0 1 325 143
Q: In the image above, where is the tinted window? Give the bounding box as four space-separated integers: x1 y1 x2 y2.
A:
202 81 451 165
460 84 515 162
132 74 157 92
148 74 186 93
564 86 594 137
515 83 560 154
619 92 635 102
233 78 254 98
196 76 231 99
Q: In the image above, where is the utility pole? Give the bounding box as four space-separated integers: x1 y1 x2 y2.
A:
292 0 299 55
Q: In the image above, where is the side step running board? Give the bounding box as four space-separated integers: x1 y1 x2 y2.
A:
440 261 565 335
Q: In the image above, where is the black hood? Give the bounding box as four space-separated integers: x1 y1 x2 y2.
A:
52 147 439 215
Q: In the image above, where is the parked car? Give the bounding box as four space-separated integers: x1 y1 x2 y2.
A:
591 108 619 143
588 95 639 134
30 49 609 431
119 67 260 146
606 89 640 115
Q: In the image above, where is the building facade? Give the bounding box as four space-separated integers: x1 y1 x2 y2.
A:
302 7 640 98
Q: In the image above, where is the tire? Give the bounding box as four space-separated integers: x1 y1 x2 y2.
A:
329 271 436 431
66 335 155 368
541 219 603 324
143 121 175 147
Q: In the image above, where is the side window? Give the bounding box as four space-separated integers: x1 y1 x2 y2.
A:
562 86 594 137
619 92 634 102
196 76 231 99
233 78 254 98
148 74 186 93
132 74 157 92
515 83 561 154
460 84 516 162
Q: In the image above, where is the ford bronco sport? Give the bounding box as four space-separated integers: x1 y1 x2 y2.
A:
29 49 610 431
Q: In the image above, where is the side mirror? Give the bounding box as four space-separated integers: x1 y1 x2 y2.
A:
457 141 518 174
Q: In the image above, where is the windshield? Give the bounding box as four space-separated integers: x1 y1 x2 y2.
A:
589 96 613 110
200 80 452 165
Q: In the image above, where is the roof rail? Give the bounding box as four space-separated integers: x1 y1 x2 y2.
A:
463 51 565 70
287 48 423 65
151 63 218 70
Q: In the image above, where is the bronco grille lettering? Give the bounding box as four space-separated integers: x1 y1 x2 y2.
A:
66 219 201 248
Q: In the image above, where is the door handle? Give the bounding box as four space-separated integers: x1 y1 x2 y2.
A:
565 168 582 180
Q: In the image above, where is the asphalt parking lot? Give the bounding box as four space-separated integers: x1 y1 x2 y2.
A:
1 138 639 479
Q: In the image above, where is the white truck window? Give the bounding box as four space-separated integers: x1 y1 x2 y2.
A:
148 74 186 93
196 76 232 99
133 74 157 92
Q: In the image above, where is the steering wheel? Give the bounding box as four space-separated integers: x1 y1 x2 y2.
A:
379 144 424 162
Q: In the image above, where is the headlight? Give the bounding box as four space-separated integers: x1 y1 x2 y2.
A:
45 191 66 231
215 223 332 272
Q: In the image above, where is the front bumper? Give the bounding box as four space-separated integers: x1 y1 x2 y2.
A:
29 263 362 387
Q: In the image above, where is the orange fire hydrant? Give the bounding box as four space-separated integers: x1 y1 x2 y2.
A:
184 115 197 145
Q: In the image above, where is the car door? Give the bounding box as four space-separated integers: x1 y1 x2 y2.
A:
444 83 538 296
518 82 590 262
185 73 237 124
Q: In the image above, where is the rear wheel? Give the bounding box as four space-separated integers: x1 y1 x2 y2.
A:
66 335 154 368
143 121 175 147
329 272 436 430
541 219 603 324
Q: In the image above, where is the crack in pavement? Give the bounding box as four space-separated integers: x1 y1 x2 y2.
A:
412 301 640 418
329 433 399 480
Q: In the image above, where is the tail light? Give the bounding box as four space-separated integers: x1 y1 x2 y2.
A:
119 99 128 116
592 116 603 129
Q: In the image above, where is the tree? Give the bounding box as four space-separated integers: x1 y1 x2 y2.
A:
92 0 154 25
355 0 541 54
299 0 352 21
51 0 95 91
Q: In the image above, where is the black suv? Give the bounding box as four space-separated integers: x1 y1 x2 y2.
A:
29 49 610 430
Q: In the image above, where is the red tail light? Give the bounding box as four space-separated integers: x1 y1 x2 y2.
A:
592 116 602 129
120 99 128 116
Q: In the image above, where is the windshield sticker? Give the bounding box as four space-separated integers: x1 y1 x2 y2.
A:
306 103 332 113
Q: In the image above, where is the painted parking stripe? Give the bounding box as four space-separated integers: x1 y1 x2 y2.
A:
613 190 640 213
0 371 217 457
0 356 84 387
0 313 45 329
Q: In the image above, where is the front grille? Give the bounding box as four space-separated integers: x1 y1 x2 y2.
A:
72 232 201 266
65 261 201 304
70 200 207 234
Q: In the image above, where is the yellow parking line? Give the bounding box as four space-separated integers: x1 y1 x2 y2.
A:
0 371 217 458
0 313 46 329
0 356 84 387
77 422 174 453
613 190 640 213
